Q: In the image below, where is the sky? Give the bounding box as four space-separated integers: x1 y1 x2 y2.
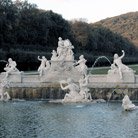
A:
27 0 138 23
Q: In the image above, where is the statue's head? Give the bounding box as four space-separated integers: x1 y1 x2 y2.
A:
8 58 12 63
52 50 56 54
114 54 118 59
79 55 84 59
42 56 46 60
58 37 62 41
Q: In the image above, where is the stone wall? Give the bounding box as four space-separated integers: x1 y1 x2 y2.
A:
6 83 138 101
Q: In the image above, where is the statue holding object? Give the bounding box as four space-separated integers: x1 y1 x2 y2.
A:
74 55 88 76
107 50 135 82
112 50 131 79
59 76 92 103
60 78 81 102
38 56 50 76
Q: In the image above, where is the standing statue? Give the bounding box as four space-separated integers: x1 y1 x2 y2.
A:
65 39 74 60
74 55 88 76
79 75 92 100
0 79 11 101
122 95 138 111
38 56 50 76
4 58 19 79
112 50 131 79
57 37 65 60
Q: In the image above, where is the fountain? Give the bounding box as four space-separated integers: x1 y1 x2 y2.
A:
122 95 138 111
38 37 85 83
0 60 8 63
49 75 106 103
107 50 135 83
0 37 138 102
87 56 111 75
91 56 112 69
107 88 123 103
0 58 23 82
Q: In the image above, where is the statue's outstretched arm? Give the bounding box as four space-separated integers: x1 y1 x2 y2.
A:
6 63 9 67
75 59 81 65
120 50 125 59
38 56 42 61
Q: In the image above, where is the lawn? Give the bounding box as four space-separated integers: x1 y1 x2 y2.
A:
88 65 138 75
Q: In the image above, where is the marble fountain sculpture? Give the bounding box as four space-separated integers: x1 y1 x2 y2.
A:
50 75 105 103
122 95 138 111
107 50 135 83
54 76 92 103
0 58 21 101
0 79 11 101
0 58 22 82
37 56 50 76
0 37 138 104
38 37 88 82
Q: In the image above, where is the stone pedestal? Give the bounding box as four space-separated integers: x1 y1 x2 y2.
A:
8 72 23 82
41 70 82 83
0 72 23 83
40 61 83 83
107 69 136 83
50 60 75 71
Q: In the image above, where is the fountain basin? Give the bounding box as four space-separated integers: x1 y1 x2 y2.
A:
1 74 138 101
0 101 138 138
2 82 138 101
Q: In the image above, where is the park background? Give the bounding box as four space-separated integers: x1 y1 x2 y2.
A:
1 0 138 72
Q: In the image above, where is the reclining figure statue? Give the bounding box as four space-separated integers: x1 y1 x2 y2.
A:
4 58 19 79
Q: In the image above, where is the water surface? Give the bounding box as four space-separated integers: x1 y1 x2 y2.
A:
0 101 138 138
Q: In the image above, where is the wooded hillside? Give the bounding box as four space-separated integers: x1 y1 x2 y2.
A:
0 0 138 71
95 12 138 46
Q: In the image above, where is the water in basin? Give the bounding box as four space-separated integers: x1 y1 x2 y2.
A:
0 101 138 138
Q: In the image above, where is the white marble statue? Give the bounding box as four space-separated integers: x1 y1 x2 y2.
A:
56 37 74 61
74 55 88 76
0 79 11 101
60 78 81 102
40 38 87 82
107 50 135 83
38 56 50 76
38 56 47 76
57 37 65 59
122 95 138 111
4 58 19 79
79 75 92 100
51 50 58 61
112 50 131 79
59 76 93 103
64 39 74 60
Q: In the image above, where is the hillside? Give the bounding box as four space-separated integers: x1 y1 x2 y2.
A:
1 0 138 71
95 12 138 46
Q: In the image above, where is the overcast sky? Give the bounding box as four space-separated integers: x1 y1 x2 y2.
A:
27 0 138 23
